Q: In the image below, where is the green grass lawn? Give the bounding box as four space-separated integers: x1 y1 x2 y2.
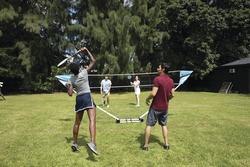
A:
0 92 250 167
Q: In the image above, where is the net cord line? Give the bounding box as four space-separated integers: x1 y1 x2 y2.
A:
91 85 152 89
88 70 179 89
90 83 179 89
88 70 181 77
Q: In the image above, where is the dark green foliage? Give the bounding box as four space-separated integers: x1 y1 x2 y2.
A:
0 0 249 92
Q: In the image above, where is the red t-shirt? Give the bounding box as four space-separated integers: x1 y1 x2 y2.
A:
151 74 174 110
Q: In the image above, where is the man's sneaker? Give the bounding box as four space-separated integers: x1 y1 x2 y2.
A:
71 143 79 152
107 105 109 108
163 144 170 150
87 142 99 155
142 146 148 151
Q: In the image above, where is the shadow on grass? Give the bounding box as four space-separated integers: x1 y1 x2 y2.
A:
128 102 136 106
65 135 98 162
137 133 162 148
58 118 72 121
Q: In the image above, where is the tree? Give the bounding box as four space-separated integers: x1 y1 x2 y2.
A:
131 0 168 71
77 1 136 74
214 0 250 64
1 0 249 92
158 0 228 78
0 0 68 92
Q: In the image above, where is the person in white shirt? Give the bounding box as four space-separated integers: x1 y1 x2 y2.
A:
131 76 141 107
100 76 112 107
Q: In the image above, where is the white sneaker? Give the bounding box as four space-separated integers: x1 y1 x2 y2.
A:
107 105 109 108
71 143 79 152
87 142 99 155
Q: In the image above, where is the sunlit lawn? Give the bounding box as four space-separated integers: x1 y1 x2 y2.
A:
0 92 249 167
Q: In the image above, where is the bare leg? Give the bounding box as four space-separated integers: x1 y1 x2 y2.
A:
101 95 104 105
136 94 140 106
87 108 96 145
0 94 5 100
73 111 84 144
102 94 107 106
144 125 152 147
134 95 137 105
102 94 106 105
0 89 5 100
161 125 168 145
107 95 110 106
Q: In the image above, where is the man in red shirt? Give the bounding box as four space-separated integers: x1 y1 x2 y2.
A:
143 63 175 151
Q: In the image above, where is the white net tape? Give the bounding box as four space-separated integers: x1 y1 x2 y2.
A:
88 71 181 89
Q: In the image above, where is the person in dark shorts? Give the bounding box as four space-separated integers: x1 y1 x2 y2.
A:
67 47 98 154
143 63 175 151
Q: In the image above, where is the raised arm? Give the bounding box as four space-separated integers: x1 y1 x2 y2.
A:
67 83 73 96
80 47 96 71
